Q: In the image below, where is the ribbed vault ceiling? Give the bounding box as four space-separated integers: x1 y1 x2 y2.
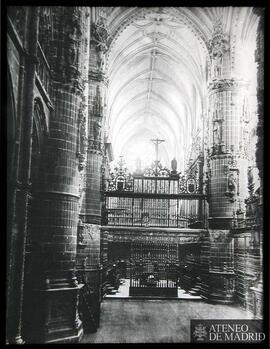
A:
104 7 257 171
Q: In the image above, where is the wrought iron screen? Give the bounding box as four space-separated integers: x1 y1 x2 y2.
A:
129 239 178 297
103 160 206 228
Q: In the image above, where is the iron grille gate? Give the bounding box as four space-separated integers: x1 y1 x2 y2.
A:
129 240 178 297
103 158 206 297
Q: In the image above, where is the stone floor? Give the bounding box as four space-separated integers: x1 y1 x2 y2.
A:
81 299 253 343
105 278 201 299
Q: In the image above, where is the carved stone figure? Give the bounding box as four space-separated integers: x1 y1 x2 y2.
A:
93 120 102 141
225 171 238 202
171 158 177 172
247 166 254 186
228 173 236 194
213 121 221 144
208 19 230 79
67 40 77 66
92 18 109 73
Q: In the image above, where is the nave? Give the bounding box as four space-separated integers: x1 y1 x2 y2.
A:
82 299 252 343
6 6 264 344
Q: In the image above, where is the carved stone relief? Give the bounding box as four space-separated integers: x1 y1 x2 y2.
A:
209 230 231 243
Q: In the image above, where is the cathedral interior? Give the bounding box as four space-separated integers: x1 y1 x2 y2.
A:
6 6 264 344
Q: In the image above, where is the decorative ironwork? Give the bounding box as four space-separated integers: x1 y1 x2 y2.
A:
106 157 133 192
143 161 170 177
105 157 200 195
129 239 178 297
103 157 205 228
104 157 205 228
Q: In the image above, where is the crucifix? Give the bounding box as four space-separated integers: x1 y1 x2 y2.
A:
151 138 165 174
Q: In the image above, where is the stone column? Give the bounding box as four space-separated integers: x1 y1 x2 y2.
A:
76 15 109 333
205 19 251 303
208 79 250 227
29 7 90 343
249 7 264 320
6 7 39 344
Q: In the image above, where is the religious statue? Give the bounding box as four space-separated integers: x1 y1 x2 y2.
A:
65 23 80 68
247 166 254 186
228 173 236 193
171 158 177 173
212 54 223 78
247 166 255 195
208 18 230 80
97 43 107 73
93 120 102 141
225 171 238 202
213 121 222 144
92 18 109 74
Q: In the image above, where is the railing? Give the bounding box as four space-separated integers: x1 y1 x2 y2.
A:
129 241 178 297
104 195 206 228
